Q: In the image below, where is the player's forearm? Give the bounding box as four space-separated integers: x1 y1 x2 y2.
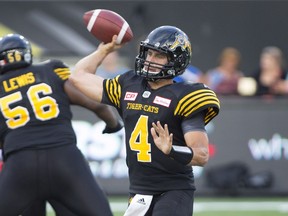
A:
92 104 119 127
74 36 123 75
69 72 104 102
189 147 209 166
184 131 209 166
74 48 109 75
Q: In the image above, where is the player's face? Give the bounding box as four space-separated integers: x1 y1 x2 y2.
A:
144 49 168 73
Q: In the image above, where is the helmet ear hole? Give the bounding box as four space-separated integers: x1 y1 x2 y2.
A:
135 25 192 81
24 52 32 63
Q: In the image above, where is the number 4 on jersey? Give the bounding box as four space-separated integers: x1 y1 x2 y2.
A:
129 115 152 162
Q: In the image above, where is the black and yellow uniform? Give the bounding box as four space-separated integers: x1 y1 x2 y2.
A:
0 60 75 155
102 70 220 195
0 60 112 216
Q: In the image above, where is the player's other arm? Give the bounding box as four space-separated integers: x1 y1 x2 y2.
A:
151 121 209 167
178 111 210 166
69 35 122 102
184 131 209 166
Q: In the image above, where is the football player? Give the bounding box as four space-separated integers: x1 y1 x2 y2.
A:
70 26 220 216
0 34 122 216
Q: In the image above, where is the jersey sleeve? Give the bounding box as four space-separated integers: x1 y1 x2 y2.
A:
174 83 220 125
49 59 71 81
102 75 122 108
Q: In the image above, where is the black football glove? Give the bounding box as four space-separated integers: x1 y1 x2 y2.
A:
102 120 123 134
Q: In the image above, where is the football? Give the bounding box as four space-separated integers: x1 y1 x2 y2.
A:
83 9 133 44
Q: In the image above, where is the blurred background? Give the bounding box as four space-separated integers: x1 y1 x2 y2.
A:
1 0 288 209
1 0 288 74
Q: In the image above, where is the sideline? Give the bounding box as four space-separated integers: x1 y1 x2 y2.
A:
109 201 288 213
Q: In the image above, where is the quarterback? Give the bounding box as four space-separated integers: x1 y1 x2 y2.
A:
70 25 220 216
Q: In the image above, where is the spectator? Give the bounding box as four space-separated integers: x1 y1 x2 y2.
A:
205 47 243 95
251 46 288 96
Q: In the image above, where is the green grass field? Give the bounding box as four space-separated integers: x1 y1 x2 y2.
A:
47 196 288 216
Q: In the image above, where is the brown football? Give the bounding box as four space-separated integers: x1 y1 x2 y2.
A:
83 9 133 44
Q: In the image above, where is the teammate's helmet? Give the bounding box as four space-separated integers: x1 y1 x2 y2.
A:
0 34 32 74
135 25 192 81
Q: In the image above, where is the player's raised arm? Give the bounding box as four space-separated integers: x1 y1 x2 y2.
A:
69 36 122 102
75 36 122 75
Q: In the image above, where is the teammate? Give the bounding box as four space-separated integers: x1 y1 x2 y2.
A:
0 34 122 216
69 26 220 215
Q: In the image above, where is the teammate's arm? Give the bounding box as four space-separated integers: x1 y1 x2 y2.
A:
64 80 122 132
69 35 122 102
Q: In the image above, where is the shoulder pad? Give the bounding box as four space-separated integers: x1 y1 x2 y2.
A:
49 59 71 81
174 82 220 124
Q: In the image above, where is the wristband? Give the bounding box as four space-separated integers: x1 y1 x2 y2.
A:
169 145 193 165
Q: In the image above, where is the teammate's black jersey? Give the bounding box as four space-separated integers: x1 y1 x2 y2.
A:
102 70 220 194
0 60 76 157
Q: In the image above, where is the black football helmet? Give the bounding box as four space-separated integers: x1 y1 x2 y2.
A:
0 34 32 74
135 25 192 81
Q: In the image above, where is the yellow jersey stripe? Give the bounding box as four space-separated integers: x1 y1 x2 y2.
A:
105 80 114 105
183 100 220 117
205 112 217 124
181 95 219 116
54 68 71 80
105 76 121 108
205 107 218 122
174 89 217 115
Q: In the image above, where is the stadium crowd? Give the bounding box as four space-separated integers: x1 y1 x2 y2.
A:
106 45 288 98
173 46 288 98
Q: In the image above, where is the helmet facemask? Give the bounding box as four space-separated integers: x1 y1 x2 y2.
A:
135 43 178 81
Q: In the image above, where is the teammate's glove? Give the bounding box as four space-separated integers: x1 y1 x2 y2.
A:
102 120 123 134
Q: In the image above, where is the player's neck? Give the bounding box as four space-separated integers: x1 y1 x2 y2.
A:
148 79 173 90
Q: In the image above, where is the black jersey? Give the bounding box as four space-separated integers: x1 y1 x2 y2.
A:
0 60 76 157
102 70 220 194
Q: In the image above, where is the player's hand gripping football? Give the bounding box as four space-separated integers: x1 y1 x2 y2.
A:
97 35 124 54
151 121 173 155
